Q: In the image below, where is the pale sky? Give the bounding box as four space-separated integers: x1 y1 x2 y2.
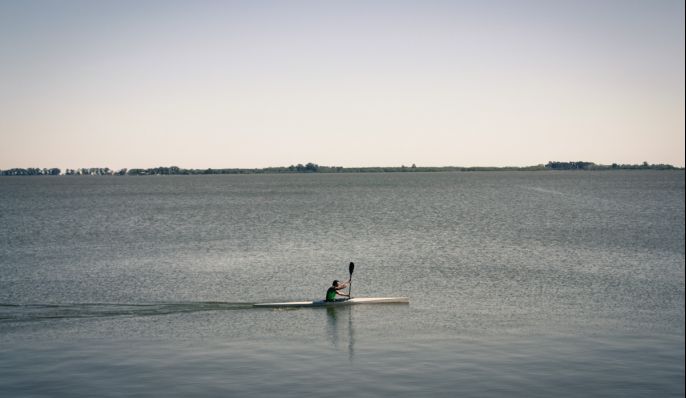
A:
1 0 684 169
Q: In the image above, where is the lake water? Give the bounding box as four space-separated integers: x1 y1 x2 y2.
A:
1 171 683 397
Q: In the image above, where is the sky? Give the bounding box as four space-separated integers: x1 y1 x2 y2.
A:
0 0 684 169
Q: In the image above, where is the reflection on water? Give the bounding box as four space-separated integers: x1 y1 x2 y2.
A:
326 306 355 361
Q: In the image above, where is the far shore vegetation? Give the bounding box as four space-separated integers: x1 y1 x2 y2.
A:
0 161 681 176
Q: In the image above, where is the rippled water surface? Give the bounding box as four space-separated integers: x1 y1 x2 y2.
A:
1 171 684 397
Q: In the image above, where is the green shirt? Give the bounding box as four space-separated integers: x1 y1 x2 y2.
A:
326 287 337 301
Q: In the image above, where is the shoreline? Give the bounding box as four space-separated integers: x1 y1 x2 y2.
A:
1 162 682 176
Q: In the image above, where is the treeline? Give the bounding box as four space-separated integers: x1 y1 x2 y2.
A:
0 161 681 176
0 168 62 176
544 161 679 170
0 167 120 176
0 163 548 176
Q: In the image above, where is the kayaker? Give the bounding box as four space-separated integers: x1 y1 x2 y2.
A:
325 279 351 302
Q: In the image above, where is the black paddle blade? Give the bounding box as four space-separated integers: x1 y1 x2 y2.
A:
349 262 354 274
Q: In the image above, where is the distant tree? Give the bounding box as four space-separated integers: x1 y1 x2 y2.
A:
545 161 595 170
304 162 319 172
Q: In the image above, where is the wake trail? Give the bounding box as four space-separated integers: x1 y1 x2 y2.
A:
0 302 255 322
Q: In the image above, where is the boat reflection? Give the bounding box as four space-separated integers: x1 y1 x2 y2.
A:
326 306 355 361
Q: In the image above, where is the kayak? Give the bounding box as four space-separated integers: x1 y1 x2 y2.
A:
253 297 409 308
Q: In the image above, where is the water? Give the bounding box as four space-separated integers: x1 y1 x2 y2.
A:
1 171 683 397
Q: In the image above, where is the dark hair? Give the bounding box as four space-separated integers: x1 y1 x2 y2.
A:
332 280 339 287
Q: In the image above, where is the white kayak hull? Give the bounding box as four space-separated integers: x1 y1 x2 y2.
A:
253 297 409 308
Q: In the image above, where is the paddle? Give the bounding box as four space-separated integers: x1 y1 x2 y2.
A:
348 262 354 298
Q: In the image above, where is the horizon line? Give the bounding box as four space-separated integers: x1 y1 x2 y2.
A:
1 161 683 176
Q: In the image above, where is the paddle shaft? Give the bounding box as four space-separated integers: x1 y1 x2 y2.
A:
348 262 354 298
